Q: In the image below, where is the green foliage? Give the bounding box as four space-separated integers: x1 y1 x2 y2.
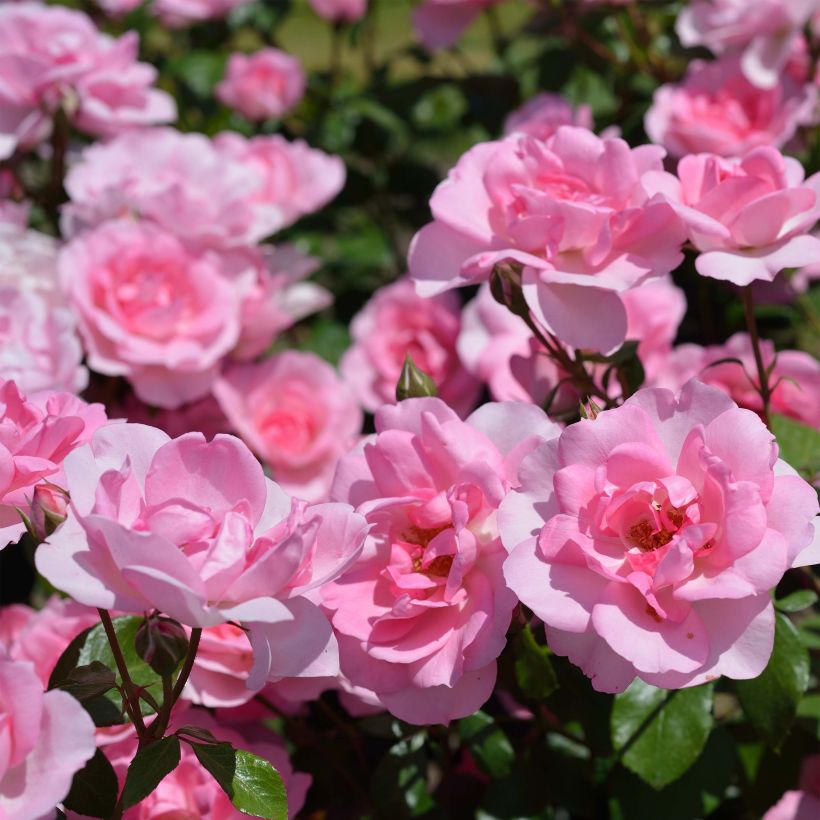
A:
62 749 119 819
121 737 182 810
771 414 820 479
514 624 559 701
459 711 515 778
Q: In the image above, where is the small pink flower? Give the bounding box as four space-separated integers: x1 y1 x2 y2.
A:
676 0 818 89
646 55 817 158
0 3 175 159
0 379 107 549
340 278 481 416
763 755 820 820
35 423 368 691
308 0 367 24
408 126 685 353
658 333 820 429
60 219 241 409
0 287 87 395
646 146 820 285
504 93 594 141
413 0 501 50
500 380 820 693
323 398 561 724
0 656 97 819
214 352 363 503
217 49 306 121
153 0 255 27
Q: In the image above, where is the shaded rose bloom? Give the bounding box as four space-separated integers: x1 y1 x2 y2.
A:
60 219 241 409
413 0 501 50
646 56 818 158
0 222 60 305
0 380 107 548
214 133 346 234
214 352 362 503
308 0 367 23
0 656 96 819
0 2 175 159
764 755 820 820
500 380 820 693
117 394 230 441
0 597 98 686
504 93 594 141
646 147 820 285
340 278 481 417
153 0 254 26
222 244 332 361
657 333 820 429
36 424 368 690
63 128 287 252
217 48 306 121
408 126 685 353
0 287 87 395
676 0 820 89
323 398 561 724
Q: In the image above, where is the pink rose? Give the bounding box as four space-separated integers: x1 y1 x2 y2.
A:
0 3 175 159
0 597 99 686
658 333 820 429
214 132 346 234
646 55 818 158
764 755 820 820
216 48 306 121
323 398 561 724
504 93 594 141
0 222 60 304
0 380 107 548
35 423 367 685
646 147 820 285
408 126 685 353
0 656 96 819
214 352 363 503
0 287 87 395
153 0 255 27
500 380 820 693
676 0 819 89
60 219 241 408
117 394 231 441
222 244 332 361
340 278 481 416
413 0 501 50
63 128 288 251
308 0 367 24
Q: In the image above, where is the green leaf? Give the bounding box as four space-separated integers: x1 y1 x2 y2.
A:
57 661 116 702
371 733 436 817
775 589 818 613
62 748 119 818
192 741 288 820
514 624 558 701
771 414 820 478
736 612 810 748
121 736 181 810
611 680 714 789
459 711 515 778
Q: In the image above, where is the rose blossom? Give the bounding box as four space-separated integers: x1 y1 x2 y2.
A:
36 423 368 688
413 0 502 51
0 2 175 159
0 222 60 305
217 48 306 121
646 55 818 158
117 394 230 441
60 219 241 408
213 133 346 234
408 126 685 353
676 0 820 89
214 352 363 503
763 755 820 820
0 379 107 549
500 380 820 693
645 146 820 285
153 0 255 27
656 333 820 429
322 398 561 724
340 278 481 417
308 0 367 24
0 597 99 686
0 656 96 819
504 93 594 141
63 128 287 251
0 287 87 395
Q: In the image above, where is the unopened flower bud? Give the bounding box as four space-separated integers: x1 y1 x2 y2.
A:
396 353 438 401
135 616 189 678
28 483 68 543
